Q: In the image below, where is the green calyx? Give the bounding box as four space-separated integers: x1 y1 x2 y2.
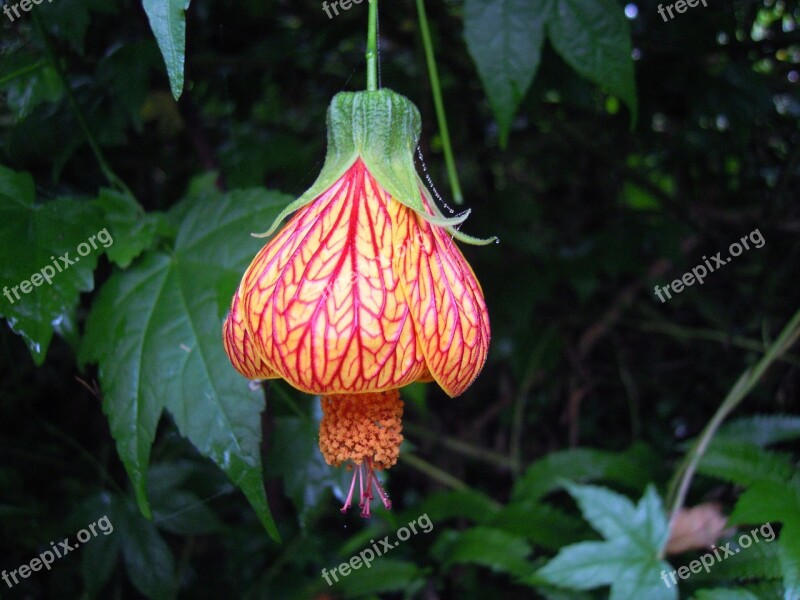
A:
254 89 495 245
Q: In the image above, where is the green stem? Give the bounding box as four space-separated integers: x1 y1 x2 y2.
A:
415 0 463 205
662 306 800 558
366 0 378 91
31 9 133 198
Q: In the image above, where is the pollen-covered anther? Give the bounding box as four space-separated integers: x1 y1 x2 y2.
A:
318 390 403 517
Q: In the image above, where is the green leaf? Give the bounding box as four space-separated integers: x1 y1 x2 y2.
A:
716 414 800 447
698 441 794 488
780 522 800 600
79 496 122 599
532 541 674 599
148 462 228 536
142 0 191 100
547 0 638 123
1 56 63 119
96 41 162 126
433 526 532 578
512 445 654 503
565 483 669 552
94 189 166 268
491 501 586 551
266 413 352 528
418 489 500 524
463 0 549 147
116 497 176 600
81 183 294 540
730 480 800 526
38 0 117 54
533 484 676 599
688 537 782 582
335 559 426 598
0 166 102 364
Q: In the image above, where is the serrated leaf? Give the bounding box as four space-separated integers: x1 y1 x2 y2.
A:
699 441 794 488
81 184 294 540
547 0 637 123
512 446 654 503
142 0 191 100
335 559 425 597
94 189 166 268
716 415 800 448
464 0 549 147
689 536 782 582
417 489 500 524
566 483 669 553
533 484 675 599
0 166 102 364
779 523 800 600
434 526 532 577
492 501 586 551
532 540 675 599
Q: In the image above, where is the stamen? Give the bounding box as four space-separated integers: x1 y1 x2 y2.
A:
341 467 358 514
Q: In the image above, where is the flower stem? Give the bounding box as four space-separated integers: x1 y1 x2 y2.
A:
31 9 134 198
415 0 463 205
366 0 378 91
662 305 800 558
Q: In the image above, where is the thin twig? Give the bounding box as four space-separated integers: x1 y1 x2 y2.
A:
662 306 800 558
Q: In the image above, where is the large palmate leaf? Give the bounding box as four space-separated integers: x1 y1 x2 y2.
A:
531 484 676 600
93 188 166 269
0 166 102 364
142 0 191 100
81 180 294 540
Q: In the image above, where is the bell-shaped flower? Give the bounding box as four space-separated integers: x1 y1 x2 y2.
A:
223 89 493 516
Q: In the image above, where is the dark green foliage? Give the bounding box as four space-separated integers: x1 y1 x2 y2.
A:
1 0 799 598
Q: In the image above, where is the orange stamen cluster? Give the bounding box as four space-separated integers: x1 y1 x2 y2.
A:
318 390 403 517
319 390 403 470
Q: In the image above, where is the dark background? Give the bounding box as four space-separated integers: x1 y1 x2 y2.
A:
1 0 799 597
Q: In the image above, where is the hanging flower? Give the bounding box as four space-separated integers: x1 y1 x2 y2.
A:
223 89 493 516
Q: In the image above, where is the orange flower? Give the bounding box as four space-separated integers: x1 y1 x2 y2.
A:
223 89 492 516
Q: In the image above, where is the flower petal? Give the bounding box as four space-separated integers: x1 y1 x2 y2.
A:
223 290 278 380
393 190 490 397
239 160 427 394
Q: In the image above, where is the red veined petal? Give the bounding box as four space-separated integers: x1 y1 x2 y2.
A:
239 160 427 394
223 290 279 380
393 191 490 397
